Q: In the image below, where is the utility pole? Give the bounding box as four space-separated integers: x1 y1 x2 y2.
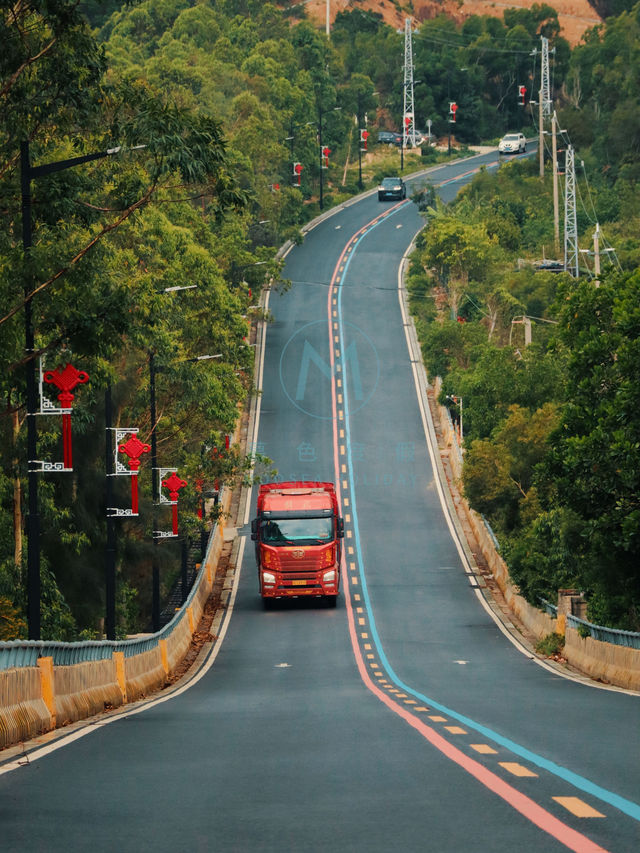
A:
593 222 601 286
402 19 416 151
326 0 330 37
564 144 579 278
552 111 560 253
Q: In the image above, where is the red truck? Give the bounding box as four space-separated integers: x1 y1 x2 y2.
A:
251 482 344 607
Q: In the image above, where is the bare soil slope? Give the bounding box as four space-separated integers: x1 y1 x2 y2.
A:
303 0 601 45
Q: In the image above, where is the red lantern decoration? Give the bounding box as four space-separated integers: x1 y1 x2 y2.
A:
161 470 187 535
43 363 89 469
118 434 151 514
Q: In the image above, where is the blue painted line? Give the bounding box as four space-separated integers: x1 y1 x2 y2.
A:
334 208 640 824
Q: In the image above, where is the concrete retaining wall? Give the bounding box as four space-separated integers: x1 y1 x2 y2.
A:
124 647 166 703
0 666 52 749
54 658 123 726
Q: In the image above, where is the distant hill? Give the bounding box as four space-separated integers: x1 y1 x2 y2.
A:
301 0 602 45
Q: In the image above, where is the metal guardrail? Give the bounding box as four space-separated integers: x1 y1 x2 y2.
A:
539 598 640 649
0 513 219 672
566 614 640 649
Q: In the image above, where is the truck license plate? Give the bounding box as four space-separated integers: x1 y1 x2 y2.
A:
291 579 306 586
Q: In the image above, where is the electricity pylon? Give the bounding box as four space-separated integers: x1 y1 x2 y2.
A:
564 144 579 277
403 19 416 149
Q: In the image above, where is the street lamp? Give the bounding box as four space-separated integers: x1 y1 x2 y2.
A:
20 139 144 639
317 104 340 210
149 351 222 631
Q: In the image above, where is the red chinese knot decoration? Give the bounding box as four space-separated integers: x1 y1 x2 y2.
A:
43 363 90 469
119 434 151 514
162 471 188 535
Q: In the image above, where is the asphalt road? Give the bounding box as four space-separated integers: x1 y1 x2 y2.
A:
1 149 638 852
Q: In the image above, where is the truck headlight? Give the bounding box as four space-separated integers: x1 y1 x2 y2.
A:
262 571 276 584
323 570 336 583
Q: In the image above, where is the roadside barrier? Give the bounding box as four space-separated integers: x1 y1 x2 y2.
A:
0 481 234 751
431 391 640 691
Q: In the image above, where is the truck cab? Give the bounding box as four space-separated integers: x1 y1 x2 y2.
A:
251 482 344 607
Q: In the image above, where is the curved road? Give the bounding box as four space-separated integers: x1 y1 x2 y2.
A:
1 150 638 852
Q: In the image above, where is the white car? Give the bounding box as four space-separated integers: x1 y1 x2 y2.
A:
499 133 526 154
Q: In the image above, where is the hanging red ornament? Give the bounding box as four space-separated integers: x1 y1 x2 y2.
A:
161 471 188 535
43 363 89 469
118 434 151 514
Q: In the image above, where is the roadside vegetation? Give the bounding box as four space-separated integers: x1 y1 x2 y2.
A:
1 0 638 638
408 4 640 631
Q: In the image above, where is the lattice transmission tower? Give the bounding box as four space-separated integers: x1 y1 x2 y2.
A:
564 144 579 277
403 19 416 148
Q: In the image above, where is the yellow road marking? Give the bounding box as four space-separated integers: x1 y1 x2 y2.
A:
471 744 498 755
340 429 345 438
345 514 351 522
395 693 408 698
553 798 605 818
414 707 430 712
355 595 361 603
404 699 417 705
341 464 346 473
340 445 345 455
370 663 380 669
351 577 358 585
363 642 370 649
358 618 365 625
361 632 368 638
346 530 352 538
337 379 342 388
349 559 355 568
445 726 467 735
356 607 363 613
343 497 349 506
429 716 447 722
367 654 375 659
338 394 343 404
499 763 538 778
342 479 348 489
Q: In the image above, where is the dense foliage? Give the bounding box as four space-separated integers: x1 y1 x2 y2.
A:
409 5 640 629
1 0 638 637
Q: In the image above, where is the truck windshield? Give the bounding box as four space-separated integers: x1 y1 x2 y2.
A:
260 517 333 545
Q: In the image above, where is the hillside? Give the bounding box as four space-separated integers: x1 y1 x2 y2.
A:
303 0 602 45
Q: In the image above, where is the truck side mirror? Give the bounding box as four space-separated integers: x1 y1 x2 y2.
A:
337 517 344 538
251 518 258 541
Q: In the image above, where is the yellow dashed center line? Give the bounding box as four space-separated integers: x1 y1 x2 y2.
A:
471 744 498 755
429 716 447 723
358 618 365 625
499 763 538 778
444 726 467 735
351 577 358 585
360 632 368 639
553 798 605 818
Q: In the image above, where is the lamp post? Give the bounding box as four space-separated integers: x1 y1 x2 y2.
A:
149 349 221 631
317 104 340 210
20 140 144 639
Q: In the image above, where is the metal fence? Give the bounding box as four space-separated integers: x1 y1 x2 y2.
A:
539 598 640 649
0 514 219 672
